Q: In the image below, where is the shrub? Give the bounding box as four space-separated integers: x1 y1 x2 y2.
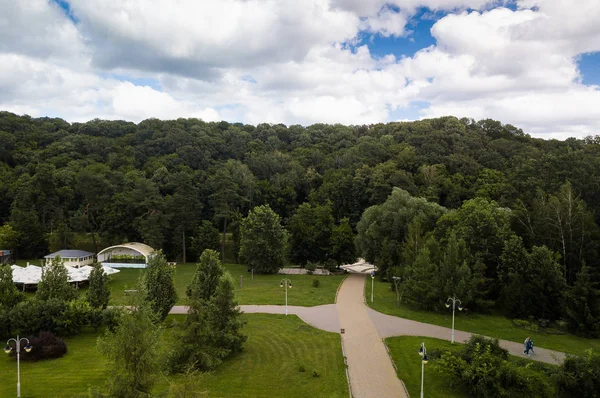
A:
555 349 600 397
305 262 317 272
19 331 67 361
312 370 320 378
298 364 306 372
312 278 320 288
102 307 124 333
324 259 338 273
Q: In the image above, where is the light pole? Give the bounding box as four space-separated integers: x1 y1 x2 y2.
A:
392 276 402 307
445 295 463 344
280 278 292 315
370 272 375 303
5 335 32 398
418 342 428 398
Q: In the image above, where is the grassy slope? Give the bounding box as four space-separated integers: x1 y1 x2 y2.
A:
0 314 349 398
367 278 600 355
385 336 557 398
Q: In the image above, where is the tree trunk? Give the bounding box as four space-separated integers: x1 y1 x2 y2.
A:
222 218 227 264
182 229 186 263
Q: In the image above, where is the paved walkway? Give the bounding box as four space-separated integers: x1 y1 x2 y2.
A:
336 273 408 398
369 308 566 364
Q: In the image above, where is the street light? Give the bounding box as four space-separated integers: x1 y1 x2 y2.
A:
370 272 375 303
445 295 463 344
5 335 32 398
280 278 292 316
418 342 428 398
392 276 402 307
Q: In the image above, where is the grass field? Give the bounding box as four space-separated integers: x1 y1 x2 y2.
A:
14 260 346 307
385 336 557 398
0 314 349 398
367 278 600 355
108 263 347 306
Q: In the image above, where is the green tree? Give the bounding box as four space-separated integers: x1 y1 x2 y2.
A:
555 349 600 398
186 249 223 302
0 264 24 308
356 188 445 277
404 244 439 309
564 266 600 337
206 273 247 356
192 221 221 257
288 202 334 265
98 292 162 397
239 205 288 274
36 255 77 302
86 263 111 309
329 218 357 266
143 252 178 321
0 224 20 252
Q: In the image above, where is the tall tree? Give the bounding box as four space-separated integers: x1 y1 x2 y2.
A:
98 291 162 397
186 249 223 302
86 263 111 309
143 251 178 321
288 202 334 265
36 255 77 302
191 221 221 258
0 264 24 308
239 205 288 274
564 265 600 337
330 218 357 266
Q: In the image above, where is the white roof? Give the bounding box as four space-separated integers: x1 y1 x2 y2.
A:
10 264 119 285
97 242 155 258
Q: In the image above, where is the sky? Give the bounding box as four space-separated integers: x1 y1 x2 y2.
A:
1 1 599 139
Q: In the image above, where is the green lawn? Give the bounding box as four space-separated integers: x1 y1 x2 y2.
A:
385 336 557 398
367 278 600 356
108 263 347 307
0 314 348 398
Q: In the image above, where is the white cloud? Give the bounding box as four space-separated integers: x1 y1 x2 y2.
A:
0 0 599 139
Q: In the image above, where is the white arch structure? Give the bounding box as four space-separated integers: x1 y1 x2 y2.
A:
97 242 155 268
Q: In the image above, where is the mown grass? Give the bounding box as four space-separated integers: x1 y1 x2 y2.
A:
14 260 346 307
108 263 346 306
0 314 349 398
385 336 557 398
366 277 600 356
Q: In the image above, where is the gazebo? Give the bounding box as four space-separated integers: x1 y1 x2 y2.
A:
97 242 155 268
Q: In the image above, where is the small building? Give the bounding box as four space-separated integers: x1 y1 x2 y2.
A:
97 242 155 268
0 249 13 265
44 249 95 268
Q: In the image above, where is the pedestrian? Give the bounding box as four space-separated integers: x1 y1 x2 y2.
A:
524 337 531 356
529 338 535 355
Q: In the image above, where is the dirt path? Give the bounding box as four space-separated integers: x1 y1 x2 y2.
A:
336 274 409 398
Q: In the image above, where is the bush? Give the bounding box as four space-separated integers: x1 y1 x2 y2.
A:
324 259 338 273
305 262 317 272
298 364 306 372
312 370 320 378
555 349 600 397
19 331 67 361
312 278 320 288
102 307 124 333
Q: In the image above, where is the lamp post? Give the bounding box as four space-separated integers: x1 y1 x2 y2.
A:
392 276 402 307
370 272 375 303
445 295 462 344
418 342 428 398
5 335 32 398
279 278 292 315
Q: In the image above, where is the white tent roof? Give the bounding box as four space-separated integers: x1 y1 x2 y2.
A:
97 242 155 259
10 263 119 285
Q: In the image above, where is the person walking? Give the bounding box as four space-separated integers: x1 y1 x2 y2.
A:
524 337 533 356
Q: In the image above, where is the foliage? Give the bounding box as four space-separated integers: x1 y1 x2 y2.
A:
8 298 92 337
564 265 600 337
0 224 19 250
312 278 320 288
329 218 356 266
555 349 600 397
86 263 110 309
0 264 24 308
19 331 67 362
192 220 221 256
239 205 288 274
143 251 178 321
437 335 553 398
186 249 223 302
356 188 446 277
97 291 162 398
288 202 334 265
36 255 77 302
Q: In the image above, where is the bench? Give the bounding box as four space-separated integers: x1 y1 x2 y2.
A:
124 289 138 295
168 262 177 267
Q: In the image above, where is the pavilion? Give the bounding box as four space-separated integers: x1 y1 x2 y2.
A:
97 242 155 268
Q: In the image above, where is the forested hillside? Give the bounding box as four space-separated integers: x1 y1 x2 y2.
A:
1 111 599 260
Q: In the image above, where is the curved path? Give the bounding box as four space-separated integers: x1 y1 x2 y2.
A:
170 273 568 396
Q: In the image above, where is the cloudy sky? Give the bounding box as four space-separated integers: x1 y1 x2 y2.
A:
1 0 599 139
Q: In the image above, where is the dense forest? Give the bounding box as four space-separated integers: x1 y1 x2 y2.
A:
1 111 600 335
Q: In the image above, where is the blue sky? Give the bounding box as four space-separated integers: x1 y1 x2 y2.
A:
2 0 600 139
